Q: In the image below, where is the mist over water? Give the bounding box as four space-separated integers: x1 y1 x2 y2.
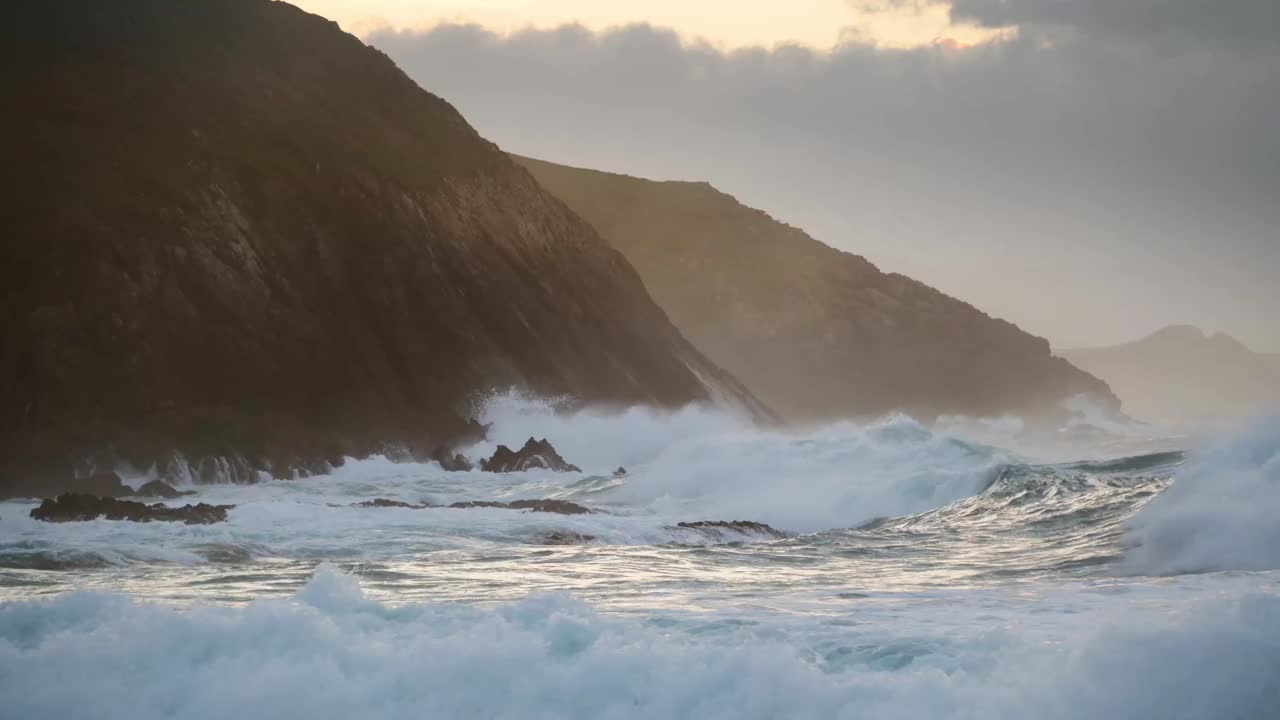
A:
2 393 1278 719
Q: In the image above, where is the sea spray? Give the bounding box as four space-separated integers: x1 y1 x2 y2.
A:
1121 413 1280 574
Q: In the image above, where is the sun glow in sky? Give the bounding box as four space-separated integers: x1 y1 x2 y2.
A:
293 0 1009 49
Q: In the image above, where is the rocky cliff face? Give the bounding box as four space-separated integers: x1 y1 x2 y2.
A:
516 157 1119 424
0 0 762 494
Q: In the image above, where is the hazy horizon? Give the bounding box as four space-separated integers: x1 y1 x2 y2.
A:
291 0 1280 353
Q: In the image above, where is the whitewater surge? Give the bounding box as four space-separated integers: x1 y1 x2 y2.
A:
1 566 1277 720
1121 414 1280 575
466 391 1007 533
2 395 1279 718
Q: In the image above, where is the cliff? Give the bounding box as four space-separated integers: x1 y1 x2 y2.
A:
1061 326 1280 430
0 0 763 494
516 156 1119 424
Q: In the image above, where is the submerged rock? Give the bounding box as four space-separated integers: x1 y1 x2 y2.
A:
132 480 195 498
480 438 581 473
539 531 597 545
30 493 232 525
448 499 592 515
355 498 432 509
673 520 787 539
353 497 593 515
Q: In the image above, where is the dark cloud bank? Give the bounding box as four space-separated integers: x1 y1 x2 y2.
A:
368 0 1280 351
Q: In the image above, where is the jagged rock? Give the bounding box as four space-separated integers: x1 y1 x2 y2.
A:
30 493 232 524
673 520 788 539
539 531 597 545
133 480 194 498
480 438 581 473
448 499 593 515
355 498 432 509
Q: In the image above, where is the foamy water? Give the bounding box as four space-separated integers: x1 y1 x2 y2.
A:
1 395 1277 719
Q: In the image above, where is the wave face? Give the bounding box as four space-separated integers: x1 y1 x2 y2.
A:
1 396 1278 718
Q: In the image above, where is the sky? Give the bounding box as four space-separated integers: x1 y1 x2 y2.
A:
294 0 1009 48
295 0 1280 352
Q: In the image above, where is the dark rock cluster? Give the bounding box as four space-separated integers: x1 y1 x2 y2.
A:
673 520 788 540
354 497 592 515
480 438 582 473
30 493 232 525
355 498 429 509
448 499 591 515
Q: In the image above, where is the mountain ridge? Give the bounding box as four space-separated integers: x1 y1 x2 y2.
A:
1061 325 1280 429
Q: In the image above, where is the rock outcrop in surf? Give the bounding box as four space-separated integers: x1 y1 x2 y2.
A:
449 499 592 515
0 0 768 496
355 497 593 515
480 438 582 473
30 493 233 525
516 156 1120 425
673 520 788 540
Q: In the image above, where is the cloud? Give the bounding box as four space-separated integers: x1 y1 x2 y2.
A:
366 9 1280 350
948 0 1280 52
372 17 1278 196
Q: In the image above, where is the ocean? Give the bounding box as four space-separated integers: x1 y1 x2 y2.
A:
2 394 1277 719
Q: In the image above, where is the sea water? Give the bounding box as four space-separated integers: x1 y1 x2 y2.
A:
1 394 1276 719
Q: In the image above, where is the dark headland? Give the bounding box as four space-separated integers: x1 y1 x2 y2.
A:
0 0 766 496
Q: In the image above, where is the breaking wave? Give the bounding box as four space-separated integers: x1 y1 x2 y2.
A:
0 565 1276 720
470 392 1005 533
1121 414 1280 575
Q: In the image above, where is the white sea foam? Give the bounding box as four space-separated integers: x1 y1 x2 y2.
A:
608 415 1001 533
471 393 1004 533
0 565 1276 720
1121 414 1280 575
468 389 745 473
